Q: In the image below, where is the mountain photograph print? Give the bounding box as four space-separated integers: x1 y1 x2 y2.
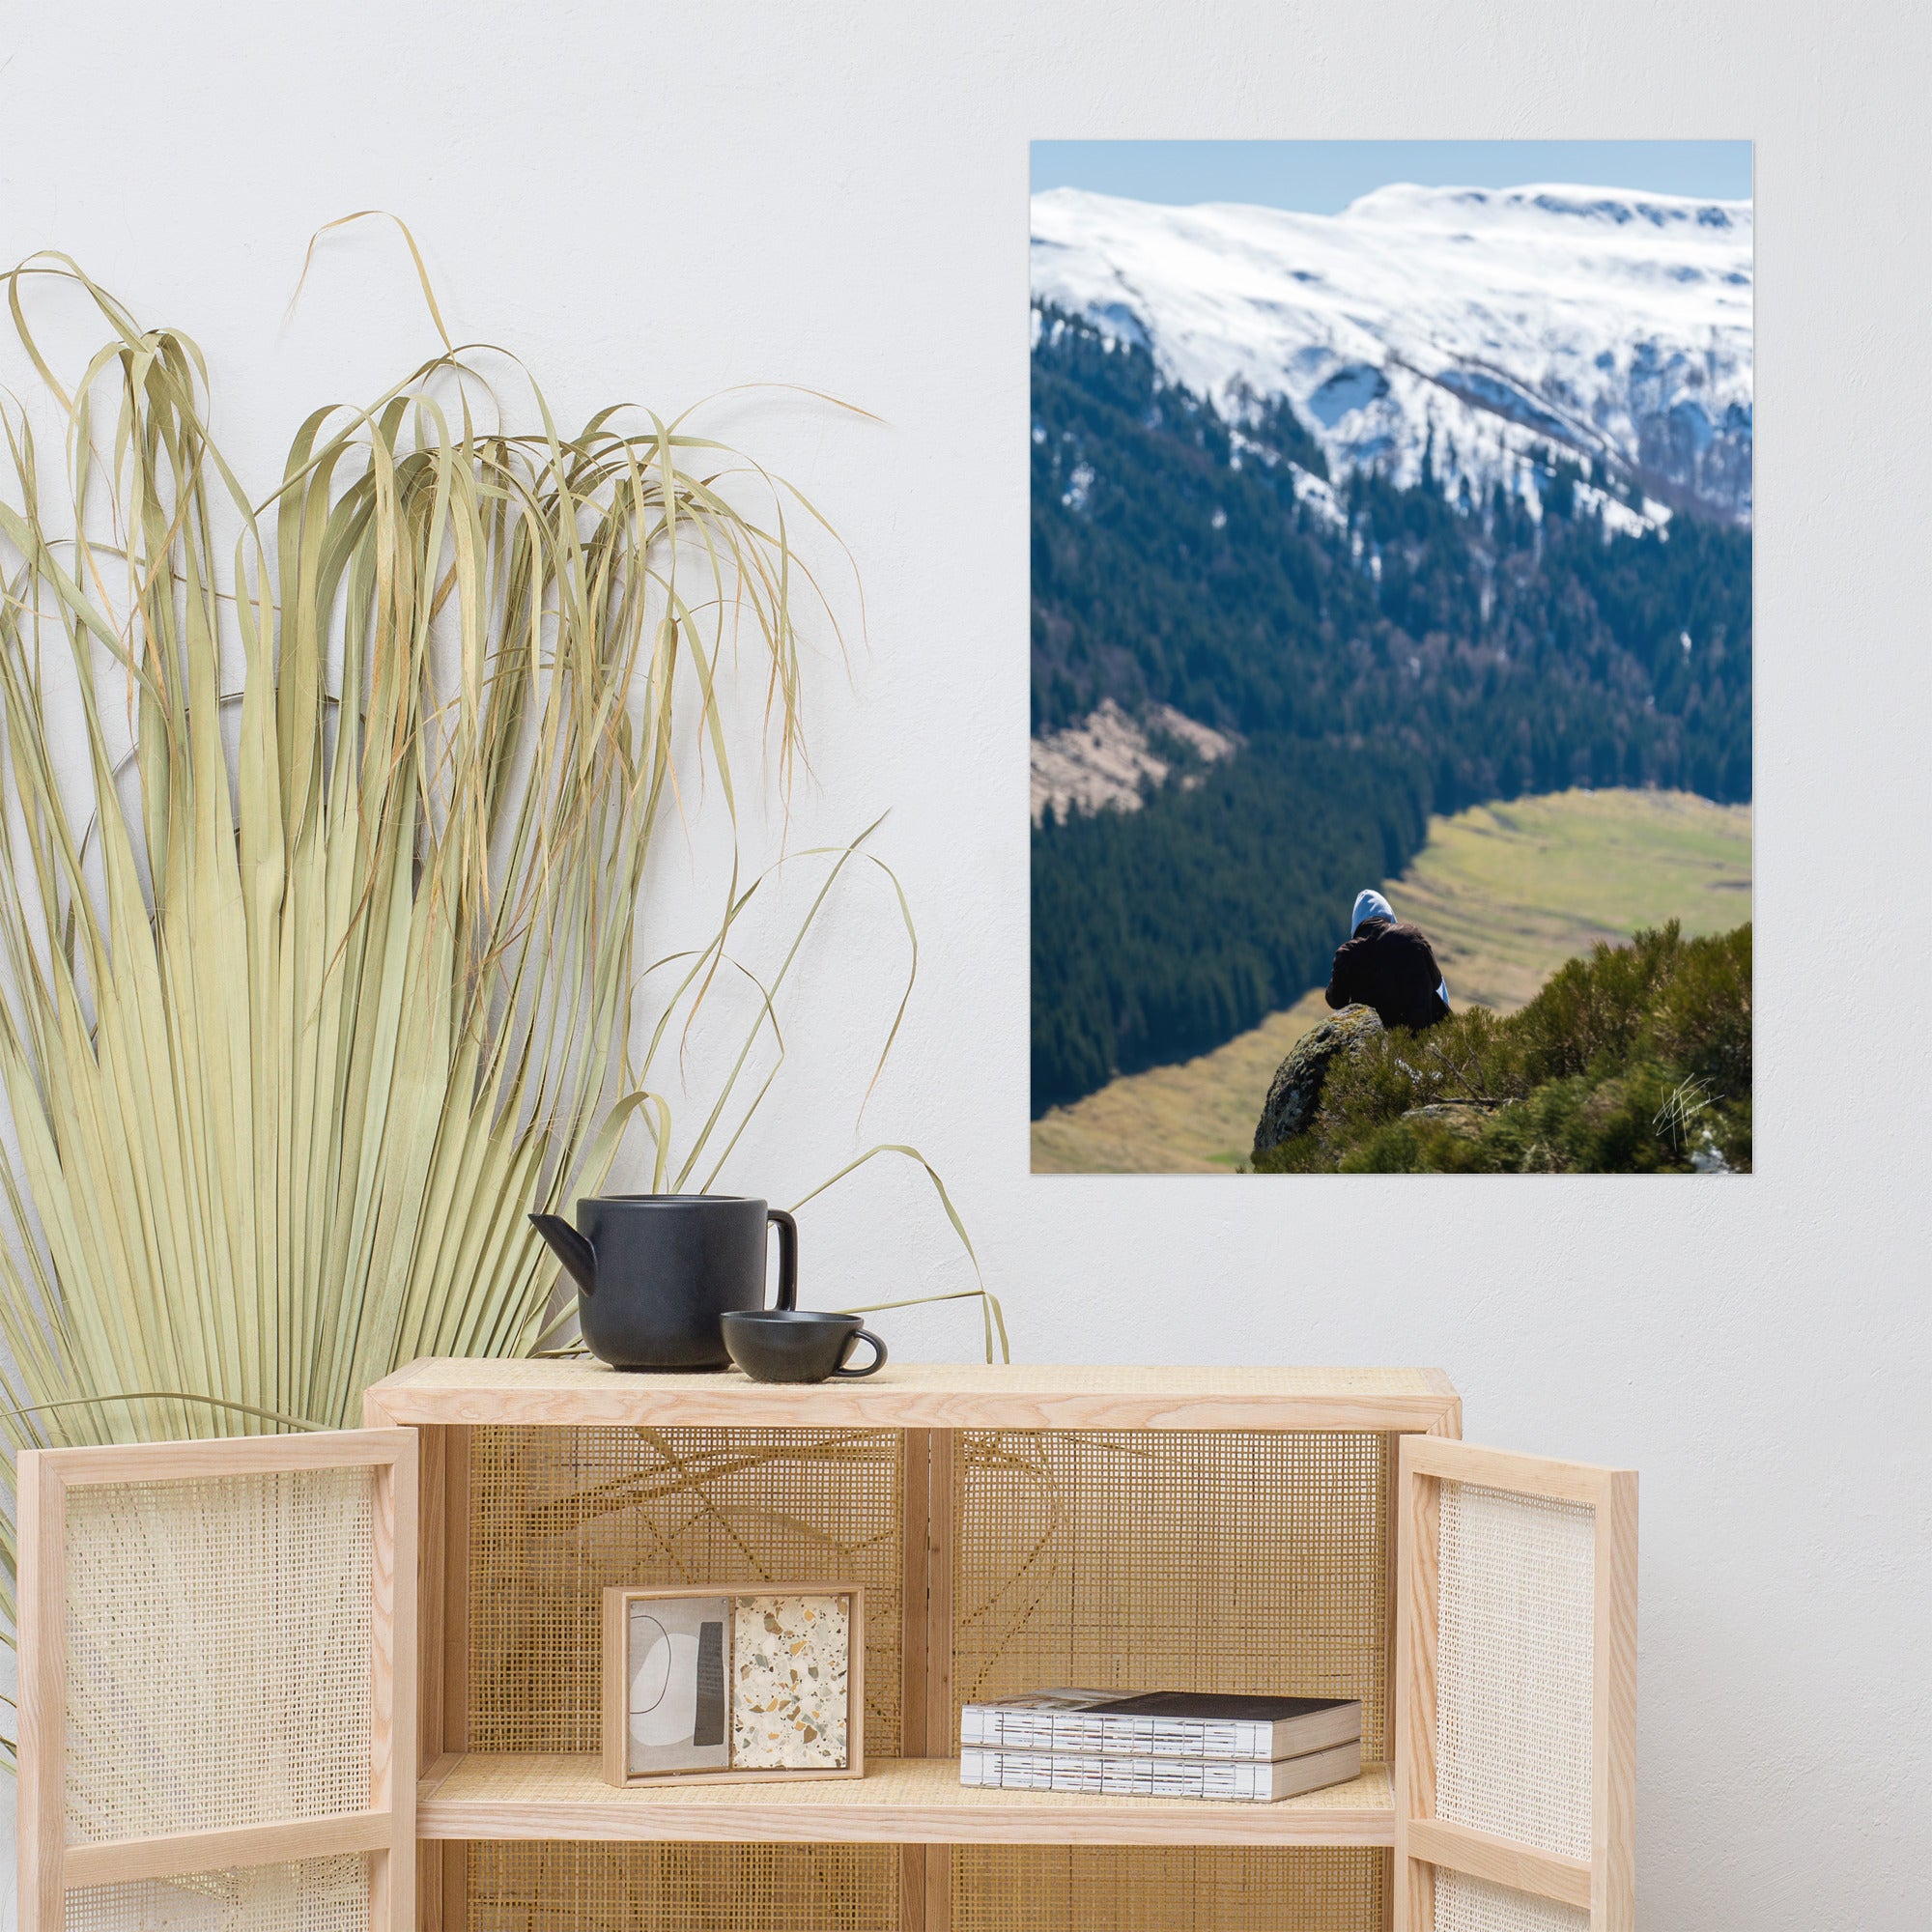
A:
1029 141 1752 1174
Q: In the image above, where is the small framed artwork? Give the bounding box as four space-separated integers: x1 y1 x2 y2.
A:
601 1583 865 1787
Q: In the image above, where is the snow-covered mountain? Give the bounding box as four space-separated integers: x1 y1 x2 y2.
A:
1032 183 1753 525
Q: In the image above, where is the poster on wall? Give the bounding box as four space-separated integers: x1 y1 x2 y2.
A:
1029 140 1752 1175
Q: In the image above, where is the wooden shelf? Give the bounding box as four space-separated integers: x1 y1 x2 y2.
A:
416 1753 1395 1848
366 1357 1461 1435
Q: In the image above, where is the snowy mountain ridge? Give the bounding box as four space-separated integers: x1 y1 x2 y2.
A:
1031 182 1753 525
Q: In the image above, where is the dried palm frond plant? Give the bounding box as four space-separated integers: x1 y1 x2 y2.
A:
0 237 1001 1765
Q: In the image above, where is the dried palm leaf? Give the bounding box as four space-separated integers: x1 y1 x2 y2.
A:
0 241 999 1766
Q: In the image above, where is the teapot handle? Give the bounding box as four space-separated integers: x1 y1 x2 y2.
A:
767 1208 798 1311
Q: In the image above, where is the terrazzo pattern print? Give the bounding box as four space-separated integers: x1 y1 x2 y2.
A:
730 1594 851 1769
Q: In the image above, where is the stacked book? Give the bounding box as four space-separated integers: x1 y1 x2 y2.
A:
958 1689 1362 1804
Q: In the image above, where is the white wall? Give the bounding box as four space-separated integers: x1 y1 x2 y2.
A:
4 2 1928 1925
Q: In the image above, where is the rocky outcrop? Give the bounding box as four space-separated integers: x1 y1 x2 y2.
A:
1030 699 1238 824
1253 1006 1384 1156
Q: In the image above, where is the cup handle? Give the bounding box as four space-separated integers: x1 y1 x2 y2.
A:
767 1208 798 1311
832 1328 887 1378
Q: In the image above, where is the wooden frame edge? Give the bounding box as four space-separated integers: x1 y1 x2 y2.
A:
1392 1433 1439 1932
901 1426 954 1932
1594 1469 1639 1932
36 1428 412 1485
601 1586 630 1787
20 1429 417 1932
17 1451 65 1932
925 1430 956 1762
414 1762 1397 1846
1406 1817 1592 1911
374 1431 418 1932
1402 1435 1629 1507
1395 1436 1638 1932
355 1377 1463 1436
63 1810 391 1889
368 1400 468 1932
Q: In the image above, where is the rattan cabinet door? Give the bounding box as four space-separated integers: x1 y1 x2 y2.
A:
1394 1439 1636 1932
16 1429 417 1932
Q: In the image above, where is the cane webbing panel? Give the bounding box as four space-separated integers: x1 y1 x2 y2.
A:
953 1847 1386 1932
952 1431 1392 1758
468 1426 903 1756
466 1841 897 1932
1435 1481 1595 1861
63 1855 370 1932
63 1469 375 1842
1434 1870 1590 1932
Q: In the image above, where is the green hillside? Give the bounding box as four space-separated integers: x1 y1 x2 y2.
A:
1255 919 1751 1174
1030 305 1751 1115
1031 787 1751 1174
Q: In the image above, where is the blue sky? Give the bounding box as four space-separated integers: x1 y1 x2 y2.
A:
1030 141 1752 213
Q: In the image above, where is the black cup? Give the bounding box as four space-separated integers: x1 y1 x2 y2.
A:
721 1310 888 1384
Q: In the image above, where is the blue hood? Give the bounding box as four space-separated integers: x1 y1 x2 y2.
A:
1351 889 1397 933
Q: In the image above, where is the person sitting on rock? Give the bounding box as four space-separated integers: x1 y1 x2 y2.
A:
1324 889 1451 1032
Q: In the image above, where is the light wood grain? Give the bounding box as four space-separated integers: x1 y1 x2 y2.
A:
1406 1817 1593 1910
900 1845 928 1932
32 1380 1506 1932
1393 1433 1441 1932
365 1387 457 1932
925 1430 955 1760
416 1752 1395 1847
849 1587 868 1781
418 1842 466 1932
380 1432 421 1932
900 1430 955 1931
410 1421 447 1779
1394 1437 1638 1932
373 1450 413 1803
20 1429 417 1932
384 1420 471 1775
372 1440 417 1932
362 1358 1463 1434
925 1840 952 1931
1379 1427 1402 1906
441 1426 470 1758
923 1430 955 1932
38 1429 413 1485
62 1810 391 1888
1401 1436 1623 1508
16 1453 65 1932
900 1430 932 1760
602 1583 629 1788
1388 1386 1460 1932
382 1416 466 1932
1595 1470 1639 1932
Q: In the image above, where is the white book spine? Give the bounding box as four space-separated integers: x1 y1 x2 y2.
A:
959 1747 1282 1802
958 1709 1280 1761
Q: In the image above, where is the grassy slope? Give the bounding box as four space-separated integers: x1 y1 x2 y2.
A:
1031 787 1752 1174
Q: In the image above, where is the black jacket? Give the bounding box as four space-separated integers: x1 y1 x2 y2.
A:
1324 918 1450 1032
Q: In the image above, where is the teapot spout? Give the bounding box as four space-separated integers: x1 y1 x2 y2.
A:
529 1212 598 1296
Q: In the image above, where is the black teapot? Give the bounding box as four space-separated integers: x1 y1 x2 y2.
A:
529 1194 798 1371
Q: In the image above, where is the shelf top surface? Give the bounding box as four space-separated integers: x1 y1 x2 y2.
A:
366 1356 1459 1431
417 1753 1395 1847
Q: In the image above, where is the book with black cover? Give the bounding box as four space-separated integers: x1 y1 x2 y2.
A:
958 1689 1361 1762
